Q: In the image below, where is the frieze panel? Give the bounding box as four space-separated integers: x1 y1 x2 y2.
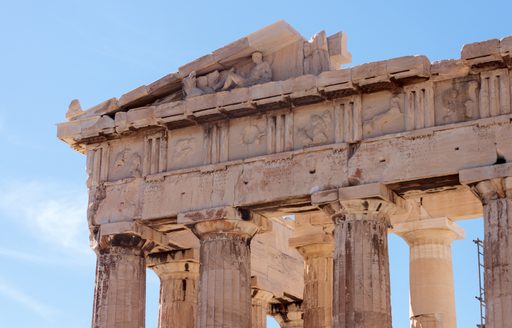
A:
167 125 204 170
361 92 402 139
228 116 267 161
294 102 334 149
107 136 144 182
435 75 479 125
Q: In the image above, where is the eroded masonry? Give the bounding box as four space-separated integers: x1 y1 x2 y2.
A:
58 21 512 328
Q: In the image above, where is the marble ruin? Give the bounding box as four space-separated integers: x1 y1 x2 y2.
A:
58 20 512 327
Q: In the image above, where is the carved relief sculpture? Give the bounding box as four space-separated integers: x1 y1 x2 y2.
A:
113 148 142 178
304 31 330 75
57 21 512 328
221 52 272 90
183 71 205 98
299 111 332 147
363 95 403 137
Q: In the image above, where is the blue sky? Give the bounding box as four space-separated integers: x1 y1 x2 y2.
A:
0 0 509 327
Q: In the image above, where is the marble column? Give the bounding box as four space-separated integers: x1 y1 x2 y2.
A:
251 289 273 328
91 233 147 328
315 185 395 328
460 164 512 328
289 213 333 328
148 250 199 328
192 219 259 328
473 177 512 328
394 218 464 328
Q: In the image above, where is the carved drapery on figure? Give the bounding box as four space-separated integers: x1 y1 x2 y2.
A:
57 21 512 328
304 31 330 75
183 52 272 98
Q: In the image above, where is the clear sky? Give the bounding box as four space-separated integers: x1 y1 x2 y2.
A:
0 0 509 327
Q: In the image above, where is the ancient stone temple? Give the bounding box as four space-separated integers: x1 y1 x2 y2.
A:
58 20 512 328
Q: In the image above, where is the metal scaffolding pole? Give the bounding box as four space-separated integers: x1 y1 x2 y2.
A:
474 238 486 328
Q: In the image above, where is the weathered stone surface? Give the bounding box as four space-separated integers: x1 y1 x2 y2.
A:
460 167 512 328
192 219 258 328
394 218 464 328
91 234 147 328
57 21 512 328
316 187 396 328
461 38 502 67
251 289 273 328
290 212 333 328
148 250 199 328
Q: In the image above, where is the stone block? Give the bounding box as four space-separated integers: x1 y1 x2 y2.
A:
216 88 250 107
311 189 339 205
387 55 431 82
250 81 285 100
430 59 469 80
327 31 352 68
82 98 120 119
459 163 512 185
338 183 392 202
179 54 223 78
81 116 115 139
119 85 150 108
288 232 332 248
461 38 502 66
126 107 156 129
147 72 181 97
177 206 243 225
500 36 512 66
351 60 391 90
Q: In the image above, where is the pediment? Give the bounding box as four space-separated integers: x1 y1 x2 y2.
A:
66 20 351 120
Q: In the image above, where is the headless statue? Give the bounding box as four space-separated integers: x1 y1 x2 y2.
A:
183 71 204 97
221 52 272 90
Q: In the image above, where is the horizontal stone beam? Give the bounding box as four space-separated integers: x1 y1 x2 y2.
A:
459 163 512 185
90 115 510 225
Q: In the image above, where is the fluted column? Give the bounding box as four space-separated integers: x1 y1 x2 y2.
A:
91 233 147 328
289 212 333 328
394 218 464 328
148 249 199 328
460 164 512 328
313 184 396 328
192 219 259 328
251 289 273 328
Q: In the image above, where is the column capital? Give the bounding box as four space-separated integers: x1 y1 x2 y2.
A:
178 206 269 240
147 249 200 278
460 163 512 203
289 212 334 255
93 233 148 255
91 221 172 255
191 219 259 241
281 302 304 326
312 183 399 224
393 217 465 245
91 234 147 328
252 288 274 303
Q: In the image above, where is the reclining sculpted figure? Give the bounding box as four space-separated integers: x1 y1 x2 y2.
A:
221 51 272 90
